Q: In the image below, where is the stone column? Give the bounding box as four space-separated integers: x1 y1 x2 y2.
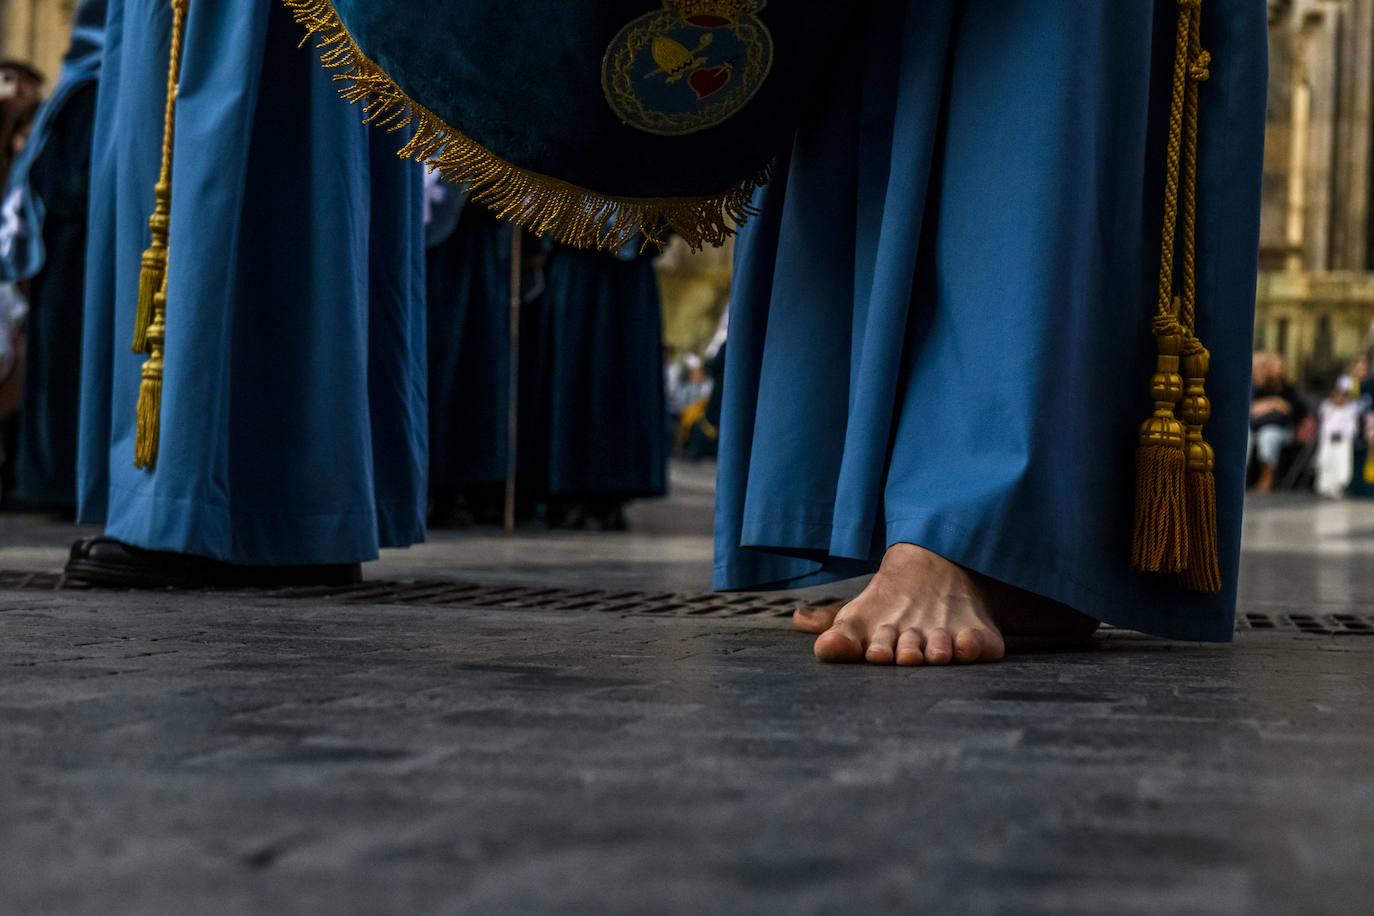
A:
0 0 78 88
1331 0 1374 270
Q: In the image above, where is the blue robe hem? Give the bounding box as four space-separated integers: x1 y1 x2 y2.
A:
719 507 1235 643
94 485 424 565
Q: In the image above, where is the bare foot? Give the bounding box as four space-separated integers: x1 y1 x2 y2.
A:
791 544 1098 665
794 544 1004 665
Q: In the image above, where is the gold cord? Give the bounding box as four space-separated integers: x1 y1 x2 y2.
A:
1176 1 1219 593
1132 0 1219 592
133 0 188 469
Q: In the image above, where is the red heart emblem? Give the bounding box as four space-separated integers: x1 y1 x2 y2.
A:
688 65 731 100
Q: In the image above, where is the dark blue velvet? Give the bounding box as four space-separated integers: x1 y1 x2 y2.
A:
332 0 862 197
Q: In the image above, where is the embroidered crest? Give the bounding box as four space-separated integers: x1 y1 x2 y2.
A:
603 0 773 136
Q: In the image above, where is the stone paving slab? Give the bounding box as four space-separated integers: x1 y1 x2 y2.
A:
3 589 1372 915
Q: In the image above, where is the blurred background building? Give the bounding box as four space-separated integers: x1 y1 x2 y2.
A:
0 0 75 82
1260 0 1374 386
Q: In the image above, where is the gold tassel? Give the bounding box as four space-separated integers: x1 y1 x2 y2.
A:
1131 324 1188 574
133 188 169 353
1178 345 1220 592
134 286 165 469
132 0 187 468
279 0 768 253
1132 0 1223 589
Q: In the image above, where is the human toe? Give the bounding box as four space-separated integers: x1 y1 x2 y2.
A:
793 603 841 633
952 627 988 663
923 627 954 665
813 619 865 662
895 628 924 666
864 624 898 665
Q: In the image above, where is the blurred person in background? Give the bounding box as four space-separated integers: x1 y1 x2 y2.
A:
0 0 105 513
1315 376 1361 498
0 62 44 466
0 60 44 104
0 59 44 175
1339 355 1372 413
1249 351 1305 492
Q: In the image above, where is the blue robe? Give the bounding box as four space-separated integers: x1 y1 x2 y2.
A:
715 0 1267 642
537 246 667 501
425 211 666 510
425 204 512 496
77 0 427 565
0 0 105 508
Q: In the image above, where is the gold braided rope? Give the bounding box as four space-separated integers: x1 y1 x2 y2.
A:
1130 0 1193 575
133 0 188 469
1131 0 1218 592
1176 0 1220 593
280 0 769 252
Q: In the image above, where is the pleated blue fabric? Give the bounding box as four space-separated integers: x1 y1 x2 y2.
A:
76 0 427 565
715 0 1267 642
538 247 667 500
425 205 512 494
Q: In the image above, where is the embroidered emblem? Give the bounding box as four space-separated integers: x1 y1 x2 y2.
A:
602 0 773 136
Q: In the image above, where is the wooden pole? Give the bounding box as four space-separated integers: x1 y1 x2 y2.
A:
504 225 522 533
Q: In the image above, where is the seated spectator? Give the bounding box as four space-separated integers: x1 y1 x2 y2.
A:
1315 376 1362 499
1249 352 1306 492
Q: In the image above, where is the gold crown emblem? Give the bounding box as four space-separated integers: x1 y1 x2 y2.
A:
671 0 759 28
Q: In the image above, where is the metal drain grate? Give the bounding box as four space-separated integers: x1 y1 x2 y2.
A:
0 570 1370 632
276 580 816 619
1236 611 1374 636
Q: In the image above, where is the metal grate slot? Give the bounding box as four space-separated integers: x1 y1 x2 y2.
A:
0 570 1369 632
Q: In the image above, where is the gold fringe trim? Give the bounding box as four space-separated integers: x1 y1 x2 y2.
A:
280 0 769 252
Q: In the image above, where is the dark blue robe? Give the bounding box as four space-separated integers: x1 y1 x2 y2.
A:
537 246 667 501
0 0 105 509
715 0 1267 642
425 204 512 497
425 212 666 514
76 0 427 565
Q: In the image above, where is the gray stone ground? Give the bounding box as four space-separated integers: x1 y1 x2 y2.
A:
1 462 1372 915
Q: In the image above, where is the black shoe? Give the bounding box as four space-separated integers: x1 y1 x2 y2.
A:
63 537 363 589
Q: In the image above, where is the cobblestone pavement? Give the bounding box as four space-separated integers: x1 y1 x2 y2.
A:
1 469 1372 915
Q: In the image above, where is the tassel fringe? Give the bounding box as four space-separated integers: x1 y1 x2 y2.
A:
134 355 163 469
1180 464 1220 592
1132 1 1218 594
133 242 164 353
1131 441 1188 574
279 0 768 252
134 285 166 470
1131 325 1189 574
